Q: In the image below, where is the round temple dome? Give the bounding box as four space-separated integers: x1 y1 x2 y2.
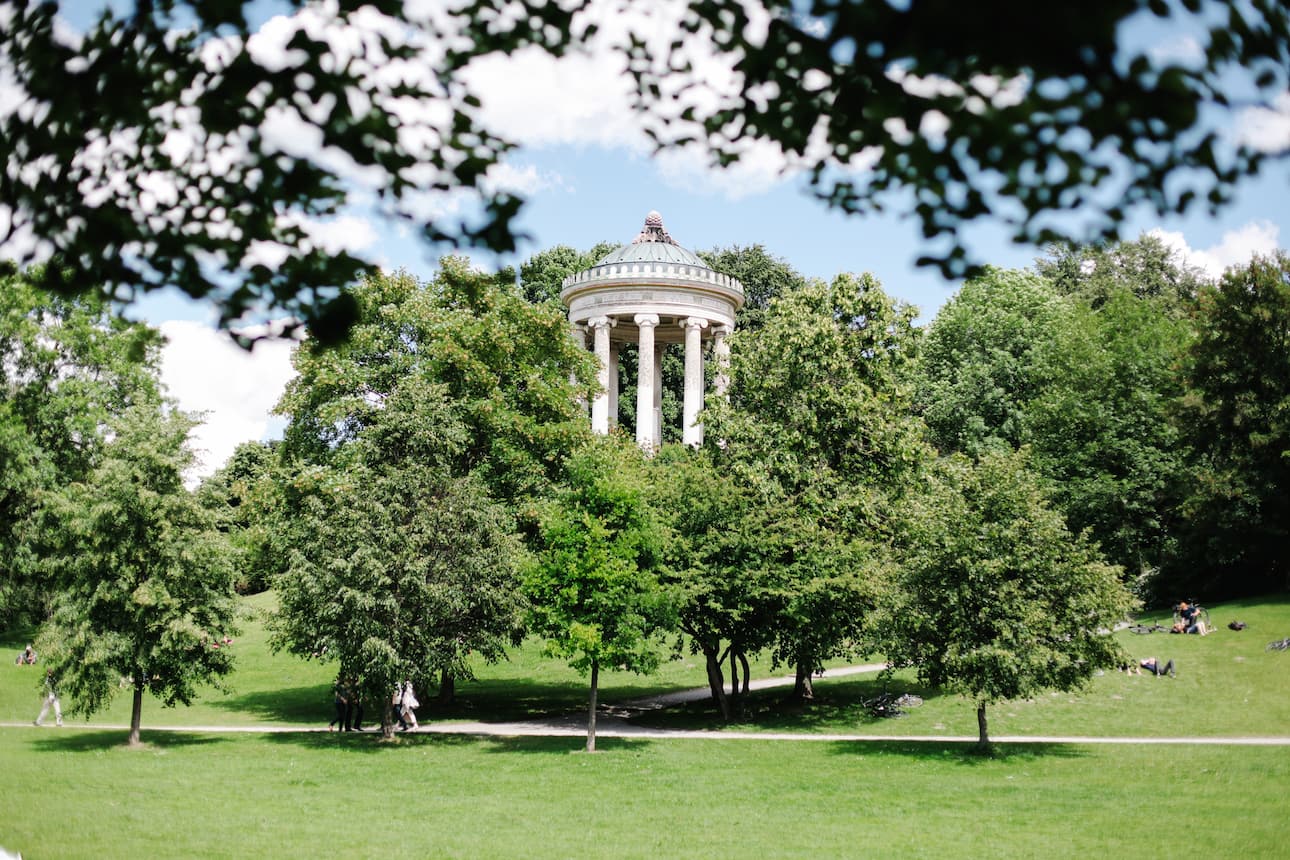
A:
561 211 744 337
593 211 708 267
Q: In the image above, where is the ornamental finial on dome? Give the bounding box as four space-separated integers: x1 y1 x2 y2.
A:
632 210 676 245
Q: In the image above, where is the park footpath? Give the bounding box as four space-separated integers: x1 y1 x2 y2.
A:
5 663 1290 746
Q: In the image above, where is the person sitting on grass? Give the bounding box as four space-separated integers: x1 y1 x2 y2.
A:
1123 657 1176 677
1176 601 1208 635
14 644 36 665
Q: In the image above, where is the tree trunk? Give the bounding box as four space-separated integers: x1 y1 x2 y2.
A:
128 684 144 747
586 660 599 753
382 701 395 740
738 651 751 695
791 662 815 701
977 703 990 748
705 650 730 721
729 649 740 699
437 669 455 704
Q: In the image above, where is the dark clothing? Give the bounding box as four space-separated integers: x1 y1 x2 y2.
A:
1141 658 1175 676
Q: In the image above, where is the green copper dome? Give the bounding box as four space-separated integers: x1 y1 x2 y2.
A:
594 211 708 268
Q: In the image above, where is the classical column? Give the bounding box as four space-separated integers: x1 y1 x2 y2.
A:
608 343 620 430
589 316 614 434
634 313 659 450
653 342 664 445
681 317 708 447
713 325 732 398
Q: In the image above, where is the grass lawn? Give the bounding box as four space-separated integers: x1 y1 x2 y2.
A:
0 591 724 730
2 594 1289 858
4 593 1290 739
634 594 1290 738
1 729 1287 859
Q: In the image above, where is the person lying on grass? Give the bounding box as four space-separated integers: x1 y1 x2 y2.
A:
1122 658 1176 677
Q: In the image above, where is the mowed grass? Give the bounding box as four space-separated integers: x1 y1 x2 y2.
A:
2 594 1289 858
1 729 1287 859
0 591 726 730
636 594 1290 738
4 593 1290 738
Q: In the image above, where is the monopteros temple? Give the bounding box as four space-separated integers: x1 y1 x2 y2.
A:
561 212 745 449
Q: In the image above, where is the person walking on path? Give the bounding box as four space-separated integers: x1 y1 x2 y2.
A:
347 679 364 732
399 679 419 731
328 676 349 732
34 669 63 727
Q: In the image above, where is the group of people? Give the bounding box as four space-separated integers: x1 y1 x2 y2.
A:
1173 601 1208 635
329 677 364 732
329 677 420 732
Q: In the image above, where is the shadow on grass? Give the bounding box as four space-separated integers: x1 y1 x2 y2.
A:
629 674 950 733
206 677 626 726
207 683 330 723
421 677 662 725
30 730 228 753
259 728 654 756
824 738 1088 763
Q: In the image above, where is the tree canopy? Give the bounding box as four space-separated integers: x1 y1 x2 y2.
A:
880 450 1136 746
0 268 162 625
1174 252 1290 596
34 404 238 746
650 1 1288 276
705 272 923 703
3 1 1284 335
525 437 674 750
271 378 527 738
915 267 1068 457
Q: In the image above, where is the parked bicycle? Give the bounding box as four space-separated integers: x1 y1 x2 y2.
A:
1127 623 1171 635
1267 637 1290 652
863 692 924 718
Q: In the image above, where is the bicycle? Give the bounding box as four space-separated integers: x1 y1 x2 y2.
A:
1127 623 1170 635
862 692 924 719
1267 637 1290 652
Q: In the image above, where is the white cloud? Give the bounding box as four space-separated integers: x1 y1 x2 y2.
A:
1236 91 1290 154
158 320 297 483
1149 36 1204 66
459 0 794 199
1149 220 1282 278
481 162 567 196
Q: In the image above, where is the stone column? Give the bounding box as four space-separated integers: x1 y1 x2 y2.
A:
713 325 732 398
681 317 708 447
653 343 665 445
589 316 614 434
608 343 620 430
634 313 660 450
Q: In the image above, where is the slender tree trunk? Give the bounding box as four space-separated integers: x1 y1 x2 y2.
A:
382 701 395 740
791 662 815 701
704 650 730 721
586 660 599 753
729 649 740 699
977 703 990 748
738 651 751 695
437 669 455 704
128 684 144 747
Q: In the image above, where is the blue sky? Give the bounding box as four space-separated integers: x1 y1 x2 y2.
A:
45 1 1290 479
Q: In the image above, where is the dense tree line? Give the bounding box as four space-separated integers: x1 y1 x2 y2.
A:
4 237 1287 745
